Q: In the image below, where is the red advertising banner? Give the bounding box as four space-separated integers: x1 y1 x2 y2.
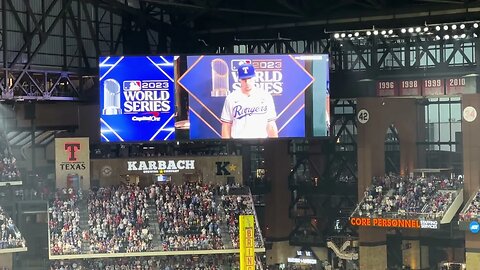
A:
399 80 421 96
376 81 397 96
422 79 444 96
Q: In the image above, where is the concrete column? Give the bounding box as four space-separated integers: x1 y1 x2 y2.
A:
264 140 294 241
359 245 387 270
462 94 480 270
359 227 387 270
0 253 13 269
356 98 418 270
466 251 480 269
401 239 429 270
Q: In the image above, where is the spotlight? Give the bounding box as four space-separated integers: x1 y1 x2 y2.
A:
443 25 449 30
381 30 386 35
474 33 478 38
348 33 352 38
424 27 429 32
444 34 450 40
453 34 458 39
373 30 379 35
388 29 393 35
334 33 340 39
435 35 441 40
460 24 465 29
415 27 421 32
401 28 407 33
474 23 479 28
408 28 414 33
366 31 371 36
340 33 346 38
354 32 359 37
451 24 457 30
461 33 466 39
435 26 441 31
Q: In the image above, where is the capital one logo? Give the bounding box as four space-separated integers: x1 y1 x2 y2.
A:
65 143 81 161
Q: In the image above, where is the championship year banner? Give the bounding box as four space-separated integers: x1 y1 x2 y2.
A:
446 77 476 95
239 215 255 270
99 56 176 142
178 55 315 139
376 81 398 97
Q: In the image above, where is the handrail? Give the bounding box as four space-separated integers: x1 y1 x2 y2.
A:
247 187 265 249
326 241 358 261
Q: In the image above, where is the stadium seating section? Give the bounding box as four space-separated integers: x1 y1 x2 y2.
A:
352 174 463 220
48 183 264 255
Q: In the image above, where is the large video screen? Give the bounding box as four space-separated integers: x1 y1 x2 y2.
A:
178 54 329 139
99 56 177 142
98 54 329 142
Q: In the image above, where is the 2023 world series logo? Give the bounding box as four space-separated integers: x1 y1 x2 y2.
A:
103 79 172 121
222 59 284 96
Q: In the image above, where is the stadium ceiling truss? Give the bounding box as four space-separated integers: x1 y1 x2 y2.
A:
2 0 480 101
0 0 188 101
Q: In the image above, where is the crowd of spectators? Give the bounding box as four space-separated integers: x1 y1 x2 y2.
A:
86 185 153 253
0 206 26 249
50 254 243 270
219 193 263 249
460 191 480 221
150 182 224 251
0 154 20 182
354 174 462 219
422 191 457 219
49 182 264 255
48 188 83 255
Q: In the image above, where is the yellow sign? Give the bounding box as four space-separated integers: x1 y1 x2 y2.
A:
239 215 255 270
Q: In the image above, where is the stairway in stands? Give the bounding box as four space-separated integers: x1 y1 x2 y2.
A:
146 199 161 250
215 195 234 249
77 196 90 253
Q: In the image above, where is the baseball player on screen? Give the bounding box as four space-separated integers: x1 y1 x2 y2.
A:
221 63 279 139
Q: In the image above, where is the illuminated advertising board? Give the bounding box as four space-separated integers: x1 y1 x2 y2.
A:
178 54 328 139
99 56 176 142
91 155 243 185
349 217 439 229
99 54 330 142
239 215 255 270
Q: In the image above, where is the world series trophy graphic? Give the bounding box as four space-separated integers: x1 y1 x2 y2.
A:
102 78 122 115
211 58 229 97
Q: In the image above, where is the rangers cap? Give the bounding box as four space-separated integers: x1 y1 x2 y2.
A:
238 63 256 80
